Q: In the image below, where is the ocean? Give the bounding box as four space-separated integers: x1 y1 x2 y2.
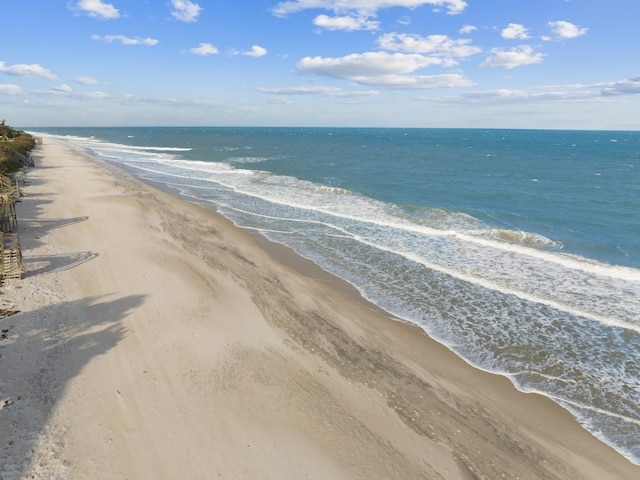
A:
31 126 640 465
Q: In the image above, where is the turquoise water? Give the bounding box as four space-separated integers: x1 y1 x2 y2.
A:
33 127 640 464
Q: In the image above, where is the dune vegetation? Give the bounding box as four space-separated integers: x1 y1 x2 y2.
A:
0 120 36 173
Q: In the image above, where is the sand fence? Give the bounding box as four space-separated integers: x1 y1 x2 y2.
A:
0 173 23 280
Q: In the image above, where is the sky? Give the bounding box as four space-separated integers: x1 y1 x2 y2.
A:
1 0 639 130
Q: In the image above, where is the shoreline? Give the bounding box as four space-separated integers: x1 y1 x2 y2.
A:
1 138 638 479
129 145 640 467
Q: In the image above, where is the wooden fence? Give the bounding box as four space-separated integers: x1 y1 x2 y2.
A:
0 232 23 280
0 174 23 279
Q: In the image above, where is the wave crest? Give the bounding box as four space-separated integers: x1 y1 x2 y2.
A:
487 229 562 248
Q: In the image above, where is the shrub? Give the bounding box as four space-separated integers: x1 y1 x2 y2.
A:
0 121 36 173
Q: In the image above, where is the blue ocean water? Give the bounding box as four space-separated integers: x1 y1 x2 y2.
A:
33 127 640 464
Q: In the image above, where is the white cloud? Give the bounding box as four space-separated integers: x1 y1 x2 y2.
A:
547 20 587 39
171 0 202 22
272 0 468 17
501 23 530 40
85 91 110 99
34 87 110 100
440 78 640 105
459 24 477 34
116 94 221 108
313 14 379 31
258 86 346 96
359 73 474 88
257 85 379 97
0 61 57 80
298 52 442 77
457 88 589 104
76 75 99 85
0 84 25 96
70 0 120 19
377 32 480 57
296 52 474 88
598 77 640 96
189 43 219 56
265 97 294 104
54 84 73 93
91 35 159 46
241 45 268 58
480 46 544 69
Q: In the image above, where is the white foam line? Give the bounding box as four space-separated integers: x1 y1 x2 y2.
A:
161 180 229 192
37 133 103 144
219 205 639 332
553 396 640 427
123 145 192 152
454 231 640 282
83 147 629 275
113 162 235 181
82 140 192 153
158 158 235 171
179 164 640 283
101 158 640 331
348 232 640 334
97 151 160 160
518 371 579 385
221 205 358 236
240 226 294 235
76 137 640 283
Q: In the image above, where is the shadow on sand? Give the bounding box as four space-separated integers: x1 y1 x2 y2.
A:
15 187 96 278
22 251 99 278
0 293 146 479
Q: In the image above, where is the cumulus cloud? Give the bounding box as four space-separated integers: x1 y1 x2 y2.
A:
54 84 73 93
272 0 468 17
547 20 588 39
189 43 219 56
501 23 530 40
313 14 379 31
297 51 474 88
70 0 120 19
459 24 477 34
0 84 25 96
0 61 57 80
377 32 481 58
171 0 202 22
76 75 99 85
91 35 159 46
480 46 544 69
298 52 441 77
240 45 268 58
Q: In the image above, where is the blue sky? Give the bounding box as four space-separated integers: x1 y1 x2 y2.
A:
1 0 639 129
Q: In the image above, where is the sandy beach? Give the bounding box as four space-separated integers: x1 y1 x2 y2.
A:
1 138 638 480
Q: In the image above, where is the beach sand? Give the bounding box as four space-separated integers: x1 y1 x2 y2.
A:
1 138 638 479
